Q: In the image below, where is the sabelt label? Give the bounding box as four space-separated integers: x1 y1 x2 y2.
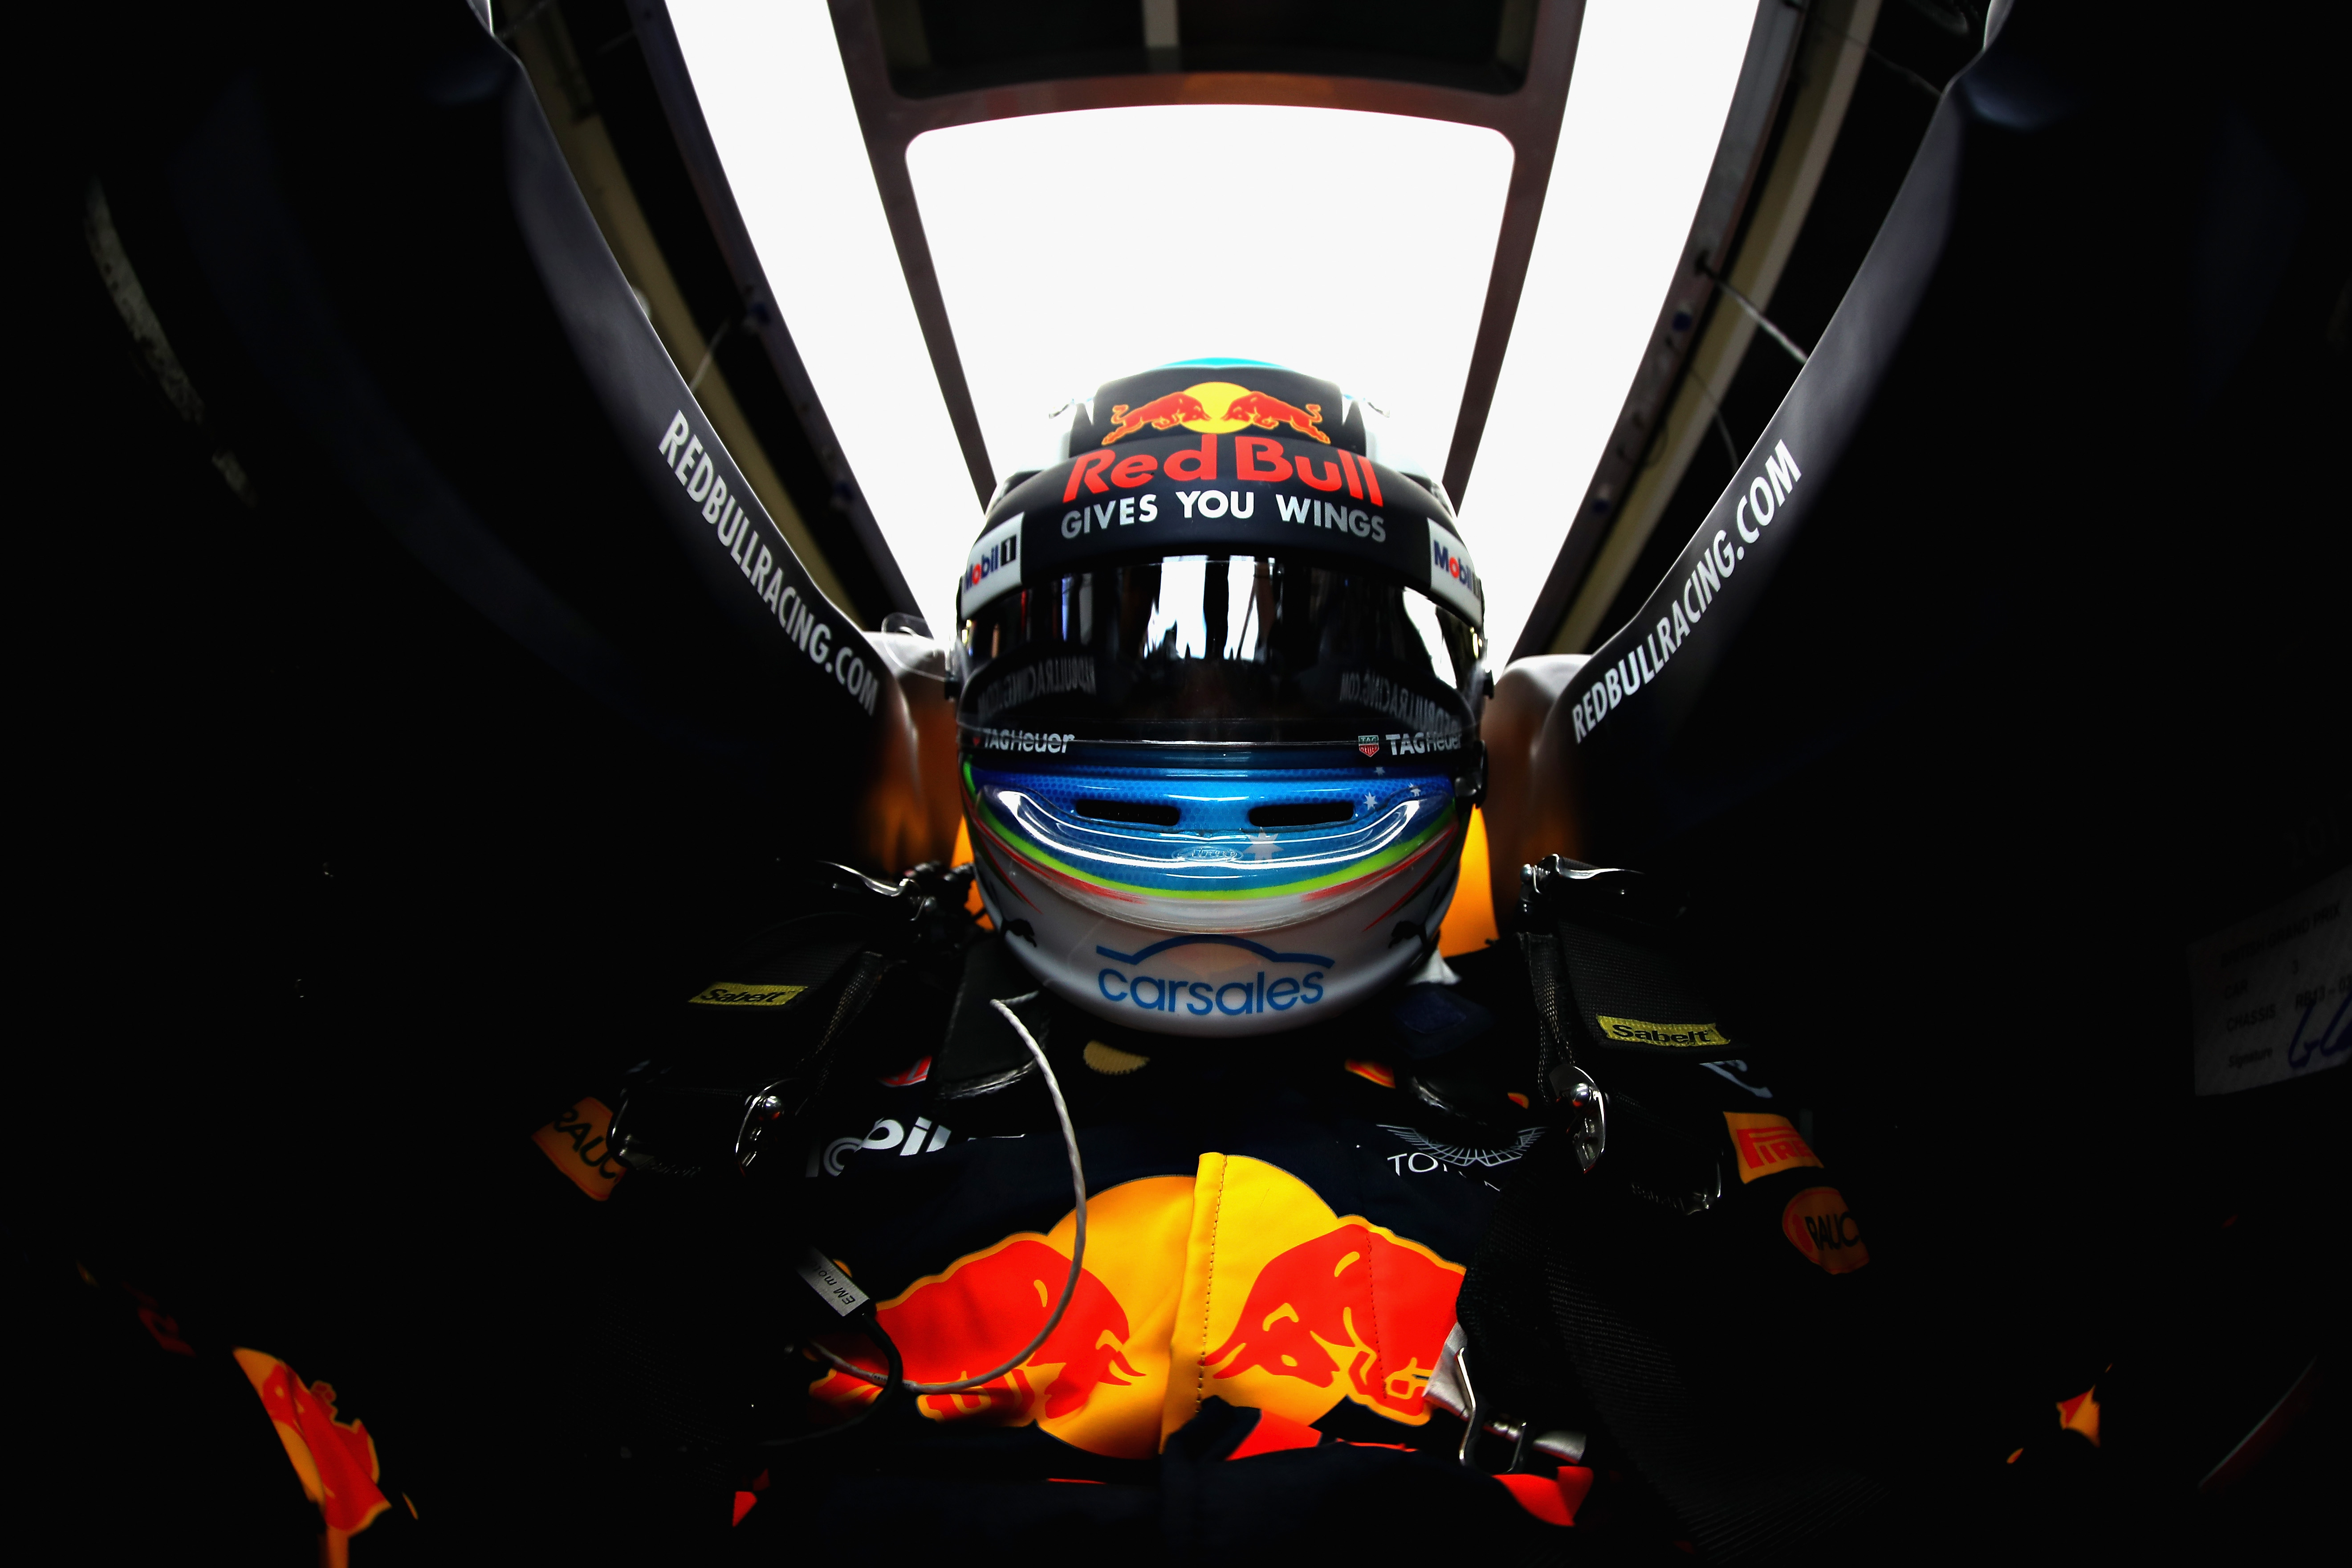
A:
1426 520 1481 622
1781 1186 1868 1273
1595 1014 1731 1049
1724 1112 1823 1183
688 982 807 1007
962 512 1023 619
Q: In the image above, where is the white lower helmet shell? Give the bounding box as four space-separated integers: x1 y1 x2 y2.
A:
965 766 1469 1036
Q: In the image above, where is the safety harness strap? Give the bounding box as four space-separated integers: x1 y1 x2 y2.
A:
1453 857 1892 1561
1458 1135 1889 1562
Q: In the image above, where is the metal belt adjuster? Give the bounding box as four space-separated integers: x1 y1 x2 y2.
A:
1424 1324 1587 1473
1547 1059 1608 1173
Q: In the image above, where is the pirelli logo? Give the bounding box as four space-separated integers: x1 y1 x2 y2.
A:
1725 1112 1822 1183
688 982 807 1008
1595 1014 1731 1049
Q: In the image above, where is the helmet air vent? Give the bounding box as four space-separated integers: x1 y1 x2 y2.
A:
1074 798 1181 828
1247 801 1355 829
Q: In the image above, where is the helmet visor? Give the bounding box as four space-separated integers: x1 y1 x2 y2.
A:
957 555 1483 749
966 758 1460 933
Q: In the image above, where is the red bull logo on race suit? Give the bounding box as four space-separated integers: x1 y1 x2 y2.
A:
810 1174 1193 1459
232 1348 393 1547
1202 1222 1461 1417
809 1237 1141 1422
810 1158 1463 1458
1177 1153 1462 1432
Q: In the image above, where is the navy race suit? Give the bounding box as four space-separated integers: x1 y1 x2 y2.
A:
559 867 1938 1562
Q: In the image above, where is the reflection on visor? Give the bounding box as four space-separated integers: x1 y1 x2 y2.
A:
967 762 1459 934
959 555 1481 748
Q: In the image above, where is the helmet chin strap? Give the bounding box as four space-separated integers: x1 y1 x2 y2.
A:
1401 945 1462 988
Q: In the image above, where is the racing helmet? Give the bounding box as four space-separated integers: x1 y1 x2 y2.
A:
952 362 1488 1036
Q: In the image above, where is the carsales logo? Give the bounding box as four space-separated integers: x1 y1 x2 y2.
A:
1094 934 1333 1020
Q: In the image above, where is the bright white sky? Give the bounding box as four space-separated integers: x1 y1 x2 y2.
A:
906 106 1513 487
1463 0 1757 657
670 0 978 643
667 0 1756 659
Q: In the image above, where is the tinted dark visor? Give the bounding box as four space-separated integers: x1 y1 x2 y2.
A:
957 554 1483 748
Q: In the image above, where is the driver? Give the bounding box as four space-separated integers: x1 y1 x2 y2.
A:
576 362 1893 1558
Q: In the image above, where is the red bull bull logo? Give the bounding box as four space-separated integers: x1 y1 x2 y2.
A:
1101 390 1210 444
233 1348 392 1556
1203 1221 1461 1417
1101 382 1329 445
809 1158 1463 1458
809 1174 1193 1459
810 1238 1142 1425
1222 389 1330 443
1162 1154 1462 1437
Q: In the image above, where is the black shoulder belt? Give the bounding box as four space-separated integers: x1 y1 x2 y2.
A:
1453 856 1892 1563
605 862 977 1178
582 862 983 1488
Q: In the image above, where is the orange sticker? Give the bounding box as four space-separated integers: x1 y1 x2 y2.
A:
1781 1187 1868 1273
532 1098 625 1200
1725 1112 1822 1183
2057 1384 2102 1447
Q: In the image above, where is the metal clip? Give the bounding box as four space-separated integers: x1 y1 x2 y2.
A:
1425 1324 1476 1446
814 862 932 925
1523 853 1687 930
735 1091 788 1171
1548 1060 1608 1173
1424 1324 1588 1473
1532 1428 1588 1465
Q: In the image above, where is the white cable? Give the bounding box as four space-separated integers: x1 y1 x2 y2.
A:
812 993 1088 1395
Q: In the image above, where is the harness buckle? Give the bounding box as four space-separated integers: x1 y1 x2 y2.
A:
1548 1061 1608 1173
1425 1324 1587 1474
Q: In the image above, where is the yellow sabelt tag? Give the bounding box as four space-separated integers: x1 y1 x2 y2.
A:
532 1098 626 1200
1594 1015 1731 1049
688 982 806 1007
1723 1112 1823 1184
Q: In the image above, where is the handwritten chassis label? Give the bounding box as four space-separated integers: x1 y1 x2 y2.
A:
2189 863 2350 1096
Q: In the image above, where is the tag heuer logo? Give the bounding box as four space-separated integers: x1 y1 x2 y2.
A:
1358 735 1380 757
